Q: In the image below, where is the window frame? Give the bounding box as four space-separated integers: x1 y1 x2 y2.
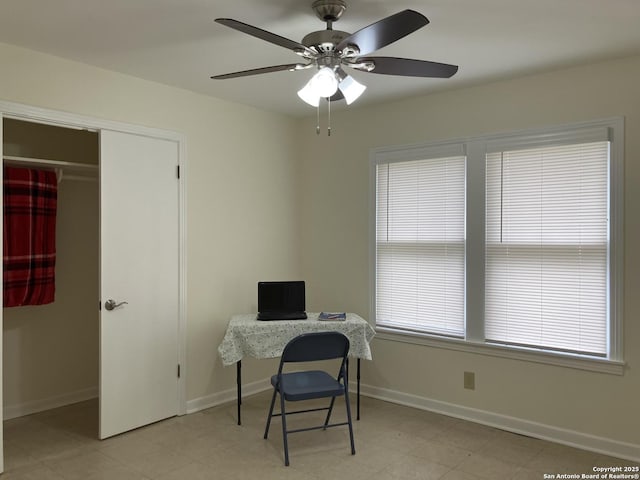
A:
369 118 624 375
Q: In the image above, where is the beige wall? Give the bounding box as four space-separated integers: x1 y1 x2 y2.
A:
296 55 640 448
0 41 300 405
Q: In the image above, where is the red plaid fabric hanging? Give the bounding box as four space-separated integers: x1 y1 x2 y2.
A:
3 166 58 307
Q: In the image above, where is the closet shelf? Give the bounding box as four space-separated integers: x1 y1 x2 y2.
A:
3 155 98 181
3 155 98 170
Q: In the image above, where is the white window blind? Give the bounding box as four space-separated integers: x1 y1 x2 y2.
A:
376 155 466 336
485 141 610 356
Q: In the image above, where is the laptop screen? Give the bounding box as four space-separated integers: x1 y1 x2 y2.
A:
258 281 305 313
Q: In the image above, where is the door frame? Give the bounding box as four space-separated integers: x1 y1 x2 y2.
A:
0 99 188 471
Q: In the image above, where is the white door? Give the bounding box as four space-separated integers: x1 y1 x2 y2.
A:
99 130 180 439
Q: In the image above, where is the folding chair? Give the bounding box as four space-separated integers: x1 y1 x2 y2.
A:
263 331 355 466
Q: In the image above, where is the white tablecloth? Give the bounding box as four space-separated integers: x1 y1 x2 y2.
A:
218 313 375 366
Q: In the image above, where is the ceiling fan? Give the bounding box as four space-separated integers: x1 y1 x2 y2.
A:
211 0 458 107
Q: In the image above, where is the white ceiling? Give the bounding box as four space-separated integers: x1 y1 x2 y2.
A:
1 0 640 117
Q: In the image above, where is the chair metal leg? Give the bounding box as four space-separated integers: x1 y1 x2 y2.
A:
357 358 361 420
344 390 356 455
237 360 242 425
279 392 290 466
323 396 336 428
263 388 278 439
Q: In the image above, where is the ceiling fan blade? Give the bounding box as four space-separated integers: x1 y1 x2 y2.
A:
215 18 313 56
211 63 303 80
358 57 458 78
336 10 429 57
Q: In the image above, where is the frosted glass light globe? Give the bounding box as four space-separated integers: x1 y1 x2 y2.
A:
310 67 339 97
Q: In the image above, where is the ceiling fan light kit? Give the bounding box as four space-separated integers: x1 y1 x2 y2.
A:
212 0 458 134
297 68 365 107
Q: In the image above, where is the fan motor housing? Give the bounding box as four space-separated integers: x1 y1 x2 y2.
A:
302 29 350 53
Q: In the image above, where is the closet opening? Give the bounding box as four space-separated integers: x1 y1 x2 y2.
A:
2 118 100 441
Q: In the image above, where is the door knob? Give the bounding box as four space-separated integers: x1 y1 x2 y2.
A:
105 299 128 311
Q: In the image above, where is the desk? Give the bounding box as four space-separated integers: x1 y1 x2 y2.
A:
218 313 375 425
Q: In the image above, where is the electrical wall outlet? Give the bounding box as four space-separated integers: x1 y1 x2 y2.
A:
464 371 475 390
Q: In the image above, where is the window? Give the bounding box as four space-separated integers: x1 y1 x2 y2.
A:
376 152 465 336
485 142 609 356
371 119 623 369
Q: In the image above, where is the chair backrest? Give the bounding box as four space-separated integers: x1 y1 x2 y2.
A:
281 331 350 364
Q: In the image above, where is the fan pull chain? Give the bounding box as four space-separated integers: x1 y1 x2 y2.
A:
327 96 331 136
315 98 332 136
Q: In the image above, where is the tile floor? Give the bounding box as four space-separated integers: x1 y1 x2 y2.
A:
2 392 638 479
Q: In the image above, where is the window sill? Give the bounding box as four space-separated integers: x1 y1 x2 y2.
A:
375 327 625 375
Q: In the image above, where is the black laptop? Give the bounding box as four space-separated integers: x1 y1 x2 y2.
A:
257 281 307 320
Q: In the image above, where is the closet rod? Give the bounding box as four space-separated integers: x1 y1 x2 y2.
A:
3 155 98 171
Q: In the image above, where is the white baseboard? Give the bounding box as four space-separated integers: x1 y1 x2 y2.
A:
3 387 98 420
186 378 271 414
358 383 640 463
185 378 638 462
